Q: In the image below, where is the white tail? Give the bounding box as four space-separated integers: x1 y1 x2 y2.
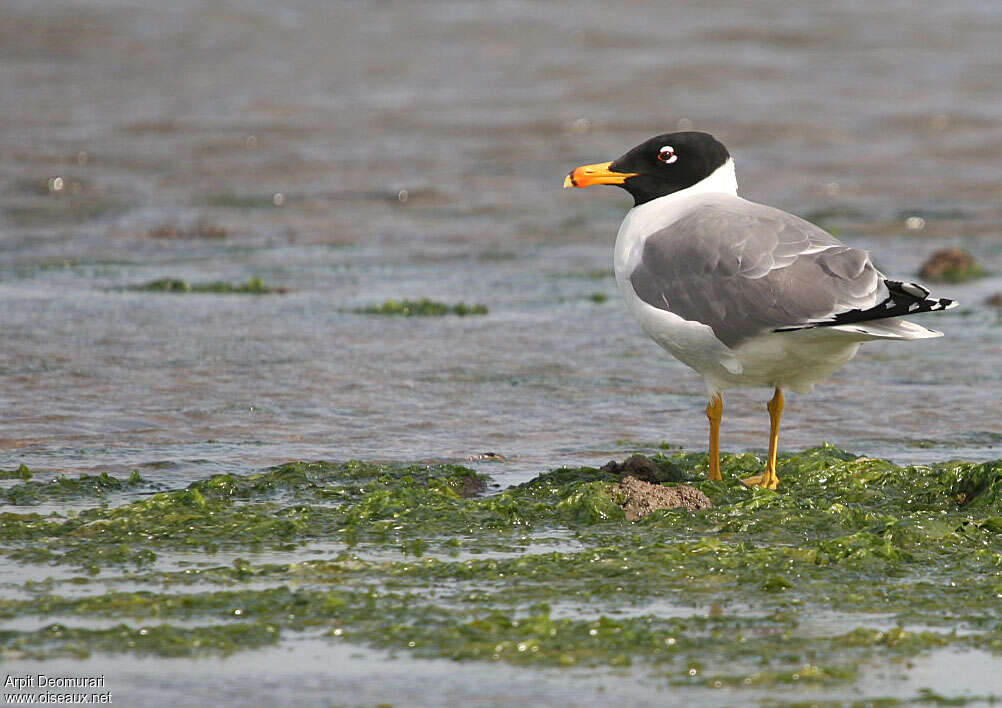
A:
830 318 943 340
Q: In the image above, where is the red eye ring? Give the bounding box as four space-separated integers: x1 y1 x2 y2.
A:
657 145 678 164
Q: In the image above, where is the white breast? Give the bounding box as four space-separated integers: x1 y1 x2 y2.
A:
613 162 745 391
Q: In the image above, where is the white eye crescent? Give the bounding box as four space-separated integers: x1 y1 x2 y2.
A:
657 145 678 164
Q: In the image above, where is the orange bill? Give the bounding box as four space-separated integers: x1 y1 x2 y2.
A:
563 161 638 188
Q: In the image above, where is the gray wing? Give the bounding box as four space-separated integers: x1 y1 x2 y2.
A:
629 196 885 348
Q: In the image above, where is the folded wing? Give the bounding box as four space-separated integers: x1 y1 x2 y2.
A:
629 195 953 348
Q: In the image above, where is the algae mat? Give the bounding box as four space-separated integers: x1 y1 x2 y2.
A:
3 446 1002 705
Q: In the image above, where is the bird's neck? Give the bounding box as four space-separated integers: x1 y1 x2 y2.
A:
622 159 738 236
657 158 738 204
689 158 737 197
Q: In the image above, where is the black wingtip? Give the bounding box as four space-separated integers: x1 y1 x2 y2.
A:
773 280 956 334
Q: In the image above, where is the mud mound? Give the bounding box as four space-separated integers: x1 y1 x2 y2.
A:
618 475 712 520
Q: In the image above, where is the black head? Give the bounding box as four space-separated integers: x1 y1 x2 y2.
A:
565 132 730 206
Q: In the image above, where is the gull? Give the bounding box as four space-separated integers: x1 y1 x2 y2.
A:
564 132 955 489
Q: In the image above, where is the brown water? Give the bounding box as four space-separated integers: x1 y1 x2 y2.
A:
3 0 1002 703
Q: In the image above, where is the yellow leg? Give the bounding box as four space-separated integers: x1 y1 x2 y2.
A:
742 388 783 490
706 392 722 482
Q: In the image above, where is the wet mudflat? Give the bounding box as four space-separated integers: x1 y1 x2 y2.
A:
4 0 1002 704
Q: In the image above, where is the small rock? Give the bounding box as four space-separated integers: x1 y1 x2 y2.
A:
618 475 712 520
459 476 487 498
986 293 1002 309
600 454 686 483
918 247 986 283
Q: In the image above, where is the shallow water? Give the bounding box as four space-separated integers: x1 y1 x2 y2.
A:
9 640 1002 708
3 0 1002 704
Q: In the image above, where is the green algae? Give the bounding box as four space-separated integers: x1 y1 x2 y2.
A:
129 277 285 294
355 298 488 316
561 269 613 280
4 470 144 505
4 447 1002 702
1 622 280 660
0 464 32 481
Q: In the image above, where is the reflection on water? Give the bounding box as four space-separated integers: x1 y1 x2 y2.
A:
2 0 1002 702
